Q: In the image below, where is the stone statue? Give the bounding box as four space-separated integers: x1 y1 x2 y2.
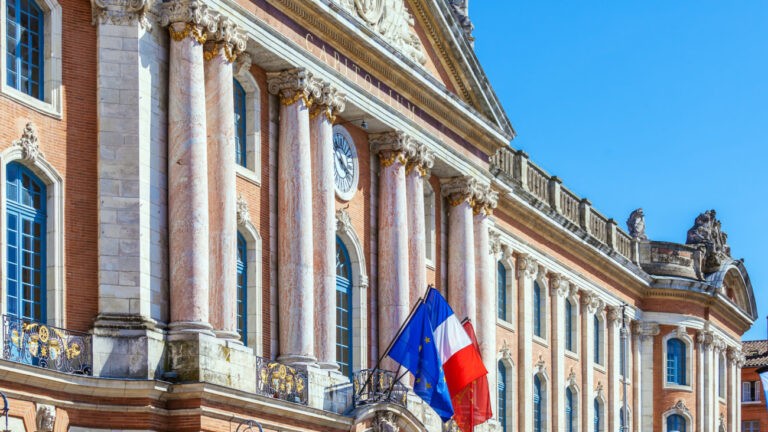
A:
626 208 648 240
372 411 398 432
686 209 731 272
36 404 56 432
449 0 473 40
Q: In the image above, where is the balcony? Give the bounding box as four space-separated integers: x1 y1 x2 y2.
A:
352 368 409 409
2 315 93 375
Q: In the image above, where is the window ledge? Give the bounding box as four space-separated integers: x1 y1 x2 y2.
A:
593 363 606 374
236 165 261 186
742 400 762 405
533 336 548 348
565 350 579 361
663 383 693 392
496 319 514 333
425 259 435 270
1 85 62 119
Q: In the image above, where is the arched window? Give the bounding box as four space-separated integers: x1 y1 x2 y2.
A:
423 181 436 264
666 414 686 432
236 232 247 344
497 262 507 321
619 407 626 431
498 361 507 432
666 338 686 385
336 236 353 377
533 281 542 337
594 315 602 364
565 387 575 432
6 162 46 321
233 78 247 167
593 398 600 432
718 354 725 398
565 299 574 351
533 375 542 432
5 0 45 99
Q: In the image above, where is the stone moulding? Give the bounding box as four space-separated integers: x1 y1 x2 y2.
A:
90 0 151 28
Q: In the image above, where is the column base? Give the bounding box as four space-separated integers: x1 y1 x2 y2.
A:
317 361 341 371
214 329 243 344
168 320 215 338
300 363 352 413
277 354 318 367
167 332 256 393
91 314 166 379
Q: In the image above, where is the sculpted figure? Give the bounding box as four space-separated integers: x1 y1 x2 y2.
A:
36 404 56 432
626 208 648 240
686 210 714 245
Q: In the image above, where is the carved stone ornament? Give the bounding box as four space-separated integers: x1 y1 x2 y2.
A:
534 354 546 374
35 404 56 432
203 16 247 62
672 399 690 413
488 230 502 256
686 209 731 272
595 381 605 400
567 367 577 388
336 208 354 234
369 131 417 168
448 0 473 42
371 411 398 432
727 346 745 367
236 195 250 226
626 208 648 241
606 305 623 327
91 0 150 28
310 82 346 123
234 52 253 77
405 141 434 178
336 0 426 65
472 182 498 216
159 0 215 30
696 328 715 351
500 339 512 361
549 273 569 298
516 253 538 280
580 290 604 314
633 321 660 340
13 122 43 162
266 68 323 107
441 175 480 207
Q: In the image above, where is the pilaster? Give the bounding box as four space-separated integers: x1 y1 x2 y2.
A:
636 321 659 432
606 305 622 431
516 253 537 432
549 273 569 432
580 290 603 432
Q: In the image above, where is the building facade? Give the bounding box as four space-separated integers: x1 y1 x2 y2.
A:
0 0 758 430
741 340 768 432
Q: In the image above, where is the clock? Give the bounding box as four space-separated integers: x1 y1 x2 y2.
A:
332 127 358 201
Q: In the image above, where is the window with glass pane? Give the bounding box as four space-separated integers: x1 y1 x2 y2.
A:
666 414 686 432
236 233 247 345
620 335 626 376
593 399 600 432
233 78 247 167
533 281 542 337
565 300 573 351
533 375 542 432
743 420 760 432
718 356 725 398
666 338 686 385
335 237 353 377
565 388 574 432
743 381 761 402
497 262 506 321
594 315 601 364
6 162 46 322
619 407 626 431
6 0 44 99
498 362 507 432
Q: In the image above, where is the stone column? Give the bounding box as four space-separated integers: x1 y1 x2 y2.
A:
550 274 569 432
606 306 622 432
473 182 498 394
442 176 478 324
310 83 345 369
369 131 413 370
637 321 659 432
405 143 434 306
516 254 537 432
632 322 642 430
267 68 322 364
580 290 603 432
697 329 715 431
161 0 216 336
204 17 246 342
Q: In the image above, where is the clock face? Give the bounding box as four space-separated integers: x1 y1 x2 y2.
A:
333 128 358 201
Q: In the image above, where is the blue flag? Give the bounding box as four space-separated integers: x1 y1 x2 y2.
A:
388 302 454 421
758 366 768 410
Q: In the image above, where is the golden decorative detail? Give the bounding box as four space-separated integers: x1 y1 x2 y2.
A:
379 152 406 168
168 23 206 44
309 106 336 123
280 91 312 108
448 195 473 207
38 325 50 343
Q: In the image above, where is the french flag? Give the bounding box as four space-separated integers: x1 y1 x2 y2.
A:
423 288 488 396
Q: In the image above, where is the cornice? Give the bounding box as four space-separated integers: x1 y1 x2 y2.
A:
263 0 511 155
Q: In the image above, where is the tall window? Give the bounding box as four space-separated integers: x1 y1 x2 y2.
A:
533 281 542 337
718 355 725 398
565 387 575 432
743 420 760 432
666 338 686 385
236 233 247 344
498 362 507 432
335 237 353 377
233 78 247 167
593 399 600 432
743 380 761 402
6 163 46 321
619 334 626 376
565 299 574 351
666 414 686 432
423 182 436 263
497 262 506 321
594 315 601 364
619 407 626 431
5 0 44 99
533 375 542 432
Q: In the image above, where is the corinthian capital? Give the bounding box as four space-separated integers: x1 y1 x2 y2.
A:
472 183 498 216
696 329 715 351
266 68 322 108
606 305 624 327
516 253 538 280
580 290 604 313
91 0 150 28
369 131 417 168
160 0 214 28
310 82 346 123
405 142 434 178
549 273 570 298
203 16 247 63
442 176 480 207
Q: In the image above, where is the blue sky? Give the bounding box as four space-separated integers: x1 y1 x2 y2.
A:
470 2 768 340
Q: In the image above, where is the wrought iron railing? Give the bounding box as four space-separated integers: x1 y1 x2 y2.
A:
2 315 92 375
254 356 308 405
352 369 408 409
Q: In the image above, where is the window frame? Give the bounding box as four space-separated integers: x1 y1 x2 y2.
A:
236 232 247 345
423 180 436 267
233 64 261 185
743 380 761 403
335 236 354 378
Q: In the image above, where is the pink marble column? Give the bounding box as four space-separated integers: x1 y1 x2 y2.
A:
163 10 215 335
370 131 413 370
442 176 478 324
472 184 498 386
204 28 246 342
267 69 321 364
310 83 346 369
405 143 434 306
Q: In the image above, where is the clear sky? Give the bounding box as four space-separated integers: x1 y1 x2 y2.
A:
470 2 768 340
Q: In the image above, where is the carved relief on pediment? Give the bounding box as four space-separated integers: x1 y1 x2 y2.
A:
337 0 427 66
